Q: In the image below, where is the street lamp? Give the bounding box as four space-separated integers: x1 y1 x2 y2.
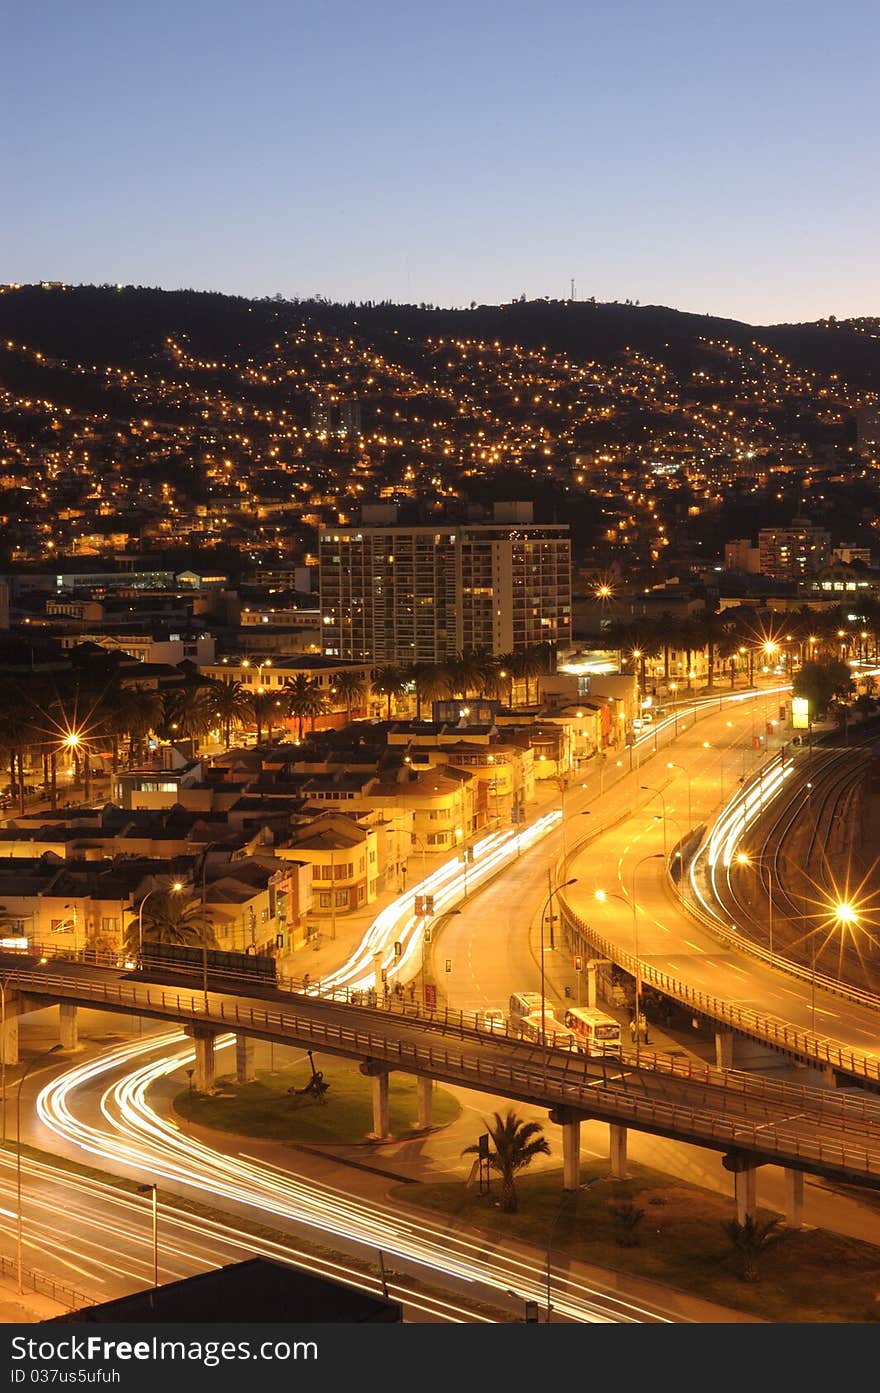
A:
137 880 183 957
539 879 578 1046
640 784 667 857
17 1043 64 1292
595 851 664 1064
736 850 774 962
666 762 692 827
136 1183 159 1291
198 846 220 1009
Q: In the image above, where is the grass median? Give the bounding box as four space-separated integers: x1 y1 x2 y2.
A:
391 1163 880 1323
174 1058 461 1145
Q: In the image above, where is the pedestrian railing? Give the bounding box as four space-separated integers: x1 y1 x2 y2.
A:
0 1252 93 1311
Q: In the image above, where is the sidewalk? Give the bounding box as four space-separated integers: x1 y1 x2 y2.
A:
280 875 413 986
0 1278 71 1323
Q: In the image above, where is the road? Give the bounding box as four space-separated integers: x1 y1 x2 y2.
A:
8 1032 710 1324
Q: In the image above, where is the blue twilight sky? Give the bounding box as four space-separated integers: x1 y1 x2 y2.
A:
4 0 878 324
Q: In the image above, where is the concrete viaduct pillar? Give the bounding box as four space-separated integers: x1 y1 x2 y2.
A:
416 1076 432 1131
235 1034 255 1084
609 1123 628 1179
715 1029 734 1070
1 988 22 1066
585 963 598 1009
784 1168 805 1229
59 1003 78 1052
184 1024 218 1094
723 1151 759 1224
549 1107 581 1191
360 1060 391 1139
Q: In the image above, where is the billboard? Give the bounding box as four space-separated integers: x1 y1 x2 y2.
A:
792 696 810 730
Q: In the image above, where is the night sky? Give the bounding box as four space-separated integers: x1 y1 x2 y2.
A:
6 0 878 323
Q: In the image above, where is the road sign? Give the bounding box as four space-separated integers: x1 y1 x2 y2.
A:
424 983 437 1009
424 894 434 913
414 895 424 915
445 958 452 973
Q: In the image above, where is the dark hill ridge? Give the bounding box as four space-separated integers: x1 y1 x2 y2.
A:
2 284 880 388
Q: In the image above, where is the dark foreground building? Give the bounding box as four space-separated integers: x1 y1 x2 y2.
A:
42 1257 402 1324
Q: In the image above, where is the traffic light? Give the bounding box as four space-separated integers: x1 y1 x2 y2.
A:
393 941 402 958
574 954 583 972
423 926 432 943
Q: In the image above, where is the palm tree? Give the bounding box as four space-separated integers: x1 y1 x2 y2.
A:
331 671 367 724
284 674 326 740
248 689 286 746
371 664 407 720
677 616 702 690
470 649 501 697
652 612 678 687
163 683 217 751
211 679 251 748
127 891 218 954
116 684 165 766
0 685 38 816
406 662 446 721
496 652 516 708
721 1214 784 1283
461 1109 550 1213
694 604 735 691
520 647 546 707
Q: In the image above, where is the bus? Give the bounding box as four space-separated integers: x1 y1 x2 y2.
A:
518 1011 578 1050
509 991 545 1021
563 1006 622 1057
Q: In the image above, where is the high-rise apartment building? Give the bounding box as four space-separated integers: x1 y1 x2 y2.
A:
319 505 571 662
758 520 831 580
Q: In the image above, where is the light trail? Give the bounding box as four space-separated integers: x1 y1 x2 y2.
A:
36 1033 678 1323
0 1132 480 1322
319 811 564 993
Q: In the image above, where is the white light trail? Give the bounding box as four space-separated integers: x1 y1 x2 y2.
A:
37 1035 675 1323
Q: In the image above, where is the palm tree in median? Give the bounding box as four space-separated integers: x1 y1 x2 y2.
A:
462 1109 551 1213
721 1214 785 1283
284 674 326 740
